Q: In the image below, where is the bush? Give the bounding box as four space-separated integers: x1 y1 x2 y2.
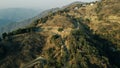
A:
63 9 69 13
41 16 48 23
98 14 104 21
85 18 91 23
58 28 64 32
7 27 37 36
50 34 62 47
32 19 39 26
0 37 1 41
51 34 61 40
0 45 5 59
2 32 7 39
96 2 102 13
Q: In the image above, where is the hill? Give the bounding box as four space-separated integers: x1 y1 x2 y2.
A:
0 0 120 68
0 8 40 22
0 8 42 36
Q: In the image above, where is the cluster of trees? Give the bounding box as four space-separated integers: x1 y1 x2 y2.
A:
57 9 69 15
51 34 61 40
95 2 102 13
58 28 64 32
50 34 63 47
43 29 111 68
40 17 48 23
93 33 120 68
1 27 37 39
85 18 91 24
0 37 1 41
2 33 7 39
40 14 54 24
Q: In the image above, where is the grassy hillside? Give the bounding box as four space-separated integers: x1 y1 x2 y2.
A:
0 0 120 68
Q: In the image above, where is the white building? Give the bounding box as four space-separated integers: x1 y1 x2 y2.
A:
90 3 94 6
74 7 79 10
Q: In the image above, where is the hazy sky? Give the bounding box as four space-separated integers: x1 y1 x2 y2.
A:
0 0 97 10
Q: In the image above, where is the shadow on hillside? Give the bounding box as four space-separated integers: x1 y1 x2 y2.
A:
91 34 120 68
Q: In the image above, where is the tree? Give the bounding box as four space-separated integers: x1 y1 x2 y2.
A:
58 28 63 32
0 37 1 41
85 18 91 23
2 32 7 39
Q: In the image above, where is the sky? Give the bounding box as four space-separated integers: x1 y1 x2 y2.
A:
0 0 97 10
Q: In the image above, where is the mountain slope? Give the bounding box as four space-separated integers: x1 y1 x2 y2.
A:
0 8 42 36
0 8 40 22
0 0 120 68
0 8 61 36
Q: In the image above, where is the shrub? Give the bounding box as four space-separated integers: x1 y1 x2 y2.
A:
50 34 62 47
2 32 7 39
64 9 69 13
41 16 48 23
58 28 64 32
85 18 91 23
7 27 37 36
32 19 39 26
0 37 1 41
98 14 104 21
96 2 102 13
51 34 61 40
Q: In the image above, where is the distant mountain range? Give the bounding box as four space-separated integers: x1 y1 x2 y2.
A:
0 8 42 35
0 8 41 22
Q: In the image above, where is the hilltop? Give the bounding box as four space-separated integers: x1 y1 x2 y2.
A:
0 0 120 68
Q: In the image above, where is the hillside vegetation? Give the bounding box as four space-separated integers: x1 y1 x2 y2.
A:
0 0 120 68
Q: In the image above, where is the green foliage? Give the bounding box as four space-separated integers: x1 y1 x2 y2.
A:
30 19 40 26
71 17 85 28
63 9 69 13
98 14 104 21
0 33 46 67
51 34 61 40
0 45 5 59
85 18 91 23
40 16 48 23
2 32 7 39
66 28 113 68
55 9 69 16
51 34 62 47
96 2 102 13
58 28 64 32
0 37 1 41
7 27 37 36
46 47 57 67
76 3 83 7
0 1 120 68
